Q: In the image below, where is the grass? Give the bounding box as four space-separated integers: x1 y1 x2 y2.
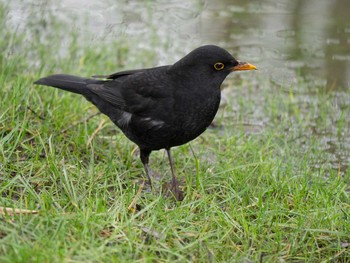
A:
1 3 350 262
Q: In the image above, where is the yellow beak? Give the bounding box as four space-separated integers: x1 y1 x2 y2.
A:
231 61 257 71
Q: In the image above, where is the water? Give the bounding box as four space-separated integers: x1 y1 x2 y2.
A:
6 0 350 174
7 0 350 88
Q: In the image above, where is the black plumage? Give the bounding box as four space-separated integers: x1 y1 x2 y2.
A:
34 45 257 200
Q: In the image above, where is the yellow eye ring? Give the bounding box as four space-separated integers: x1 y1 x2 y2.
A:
214 62 225 71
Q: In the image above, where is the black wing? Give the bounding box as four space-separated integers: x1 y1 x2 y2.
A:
87 66 172 114
35 67 174 133
92 68 147 80
88 66 175 134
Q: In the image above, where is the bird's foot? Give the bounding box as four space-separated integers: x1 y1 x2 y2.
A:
163 178 184 201
172 185 184 201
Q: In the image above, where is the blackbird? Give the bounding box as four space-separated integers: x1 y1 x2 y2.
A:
34 45 257 200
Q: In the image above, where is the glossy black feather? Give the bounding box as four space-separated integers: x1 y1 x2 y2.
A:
34 45 251 200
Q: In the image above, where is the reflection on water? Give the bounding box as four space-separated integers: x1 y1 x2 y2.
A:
7 0 350 173
204 0 350 90
9 0 349 88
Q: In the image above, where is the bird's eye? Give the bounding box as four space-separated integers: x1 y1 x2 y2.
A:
214 62 225 71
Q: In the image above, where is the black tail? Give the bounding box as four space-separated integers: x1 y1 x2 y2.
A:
34 74 93 95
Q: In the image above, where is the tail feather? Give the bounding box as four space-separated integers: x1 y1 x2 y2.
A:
34 74 92 95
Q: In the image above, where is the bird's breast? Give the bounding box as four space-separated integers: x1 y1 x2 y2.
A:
174 87 221 136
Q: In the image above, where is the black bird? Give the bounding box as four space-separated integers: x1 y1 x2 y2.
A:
34 45 256 200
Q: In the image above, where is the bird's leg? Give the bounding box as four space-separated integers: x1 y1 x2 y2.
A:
166 148 183 201
140 149 152 188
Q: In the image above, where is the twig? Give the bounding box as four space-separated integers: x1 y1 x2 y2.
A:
128 181 145 212
0 206 39 215
86 119 107 146
27 106 45 120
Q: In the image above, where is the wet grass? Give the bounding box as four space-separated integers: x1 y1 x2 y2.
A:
1 3 350 262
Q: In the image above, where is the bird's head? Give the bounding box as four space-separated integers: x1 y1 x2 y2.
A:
170 45 257 80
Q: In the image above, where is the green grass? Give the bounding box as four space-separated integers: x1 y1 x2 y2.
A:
1 3 350 262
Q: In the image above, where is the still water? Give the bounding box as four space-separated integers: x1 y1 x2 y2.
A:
8 0 350 89
7 0 350 173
